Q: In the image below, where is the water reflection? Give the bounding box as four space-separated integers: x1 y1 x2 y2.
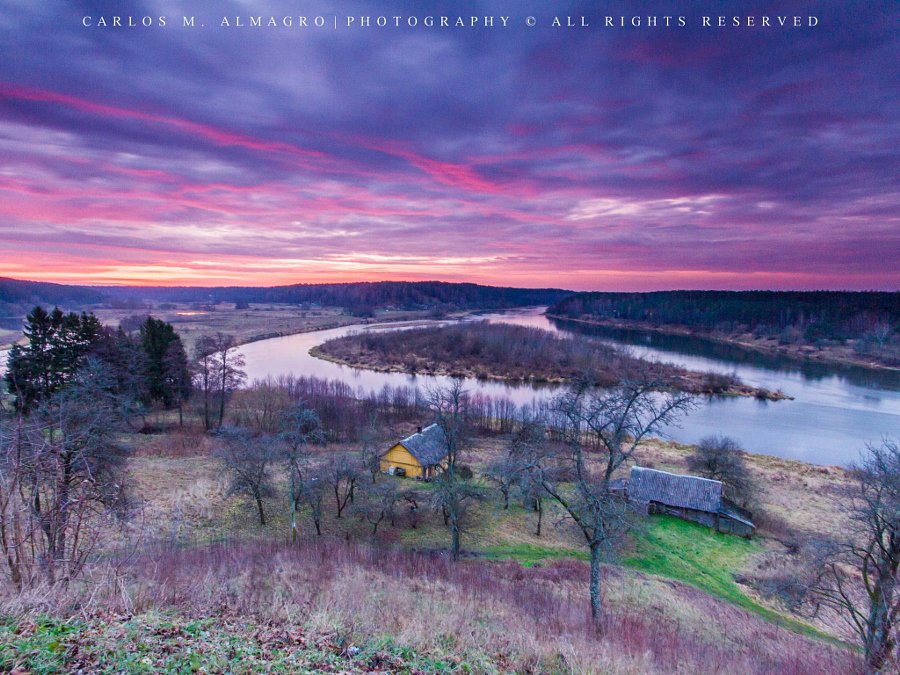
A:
241 307 898 467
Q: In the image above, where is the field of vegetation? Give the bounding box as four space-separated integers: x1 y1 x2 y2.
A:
0 303 435 352
1 304 895 673
0 276 569 348
315 321 788 399
0 426 861 674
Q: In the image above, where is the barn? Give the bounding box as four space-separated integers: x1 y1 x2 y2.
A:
626 466 756 538
380 424 448 480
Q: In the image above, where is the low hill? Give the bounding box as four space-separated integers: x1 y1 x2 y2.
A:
0 277 572 316
96 280 572 314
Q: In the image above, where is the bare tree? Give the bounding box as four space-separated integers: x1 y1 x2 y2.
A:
359 418 382 484
298 469 327 536
323 452 362 519
808 439 900 674
216 427 278 526
512 418 552 537
194 333 246 431
193 337 215 431
485 452 518 510
427 380 483 561
541 377 694 623
687 435 756 508
0 358 131 587
354 481 398 534
279 404 324 542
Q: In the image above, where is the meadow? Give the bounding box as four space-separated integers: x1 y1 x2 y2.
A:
0 416 860 674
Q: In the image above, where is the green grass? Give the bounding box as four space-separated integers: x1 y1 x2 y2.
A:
623 515 840 644
480 542 587 567
0 613 500 674
476 515 842 646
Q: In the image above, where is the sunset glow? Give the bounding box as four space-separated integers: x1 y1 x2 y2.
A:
1 2 897 290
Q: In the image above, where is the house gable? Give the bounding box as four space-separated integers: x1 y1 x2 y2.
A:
380 442 424 477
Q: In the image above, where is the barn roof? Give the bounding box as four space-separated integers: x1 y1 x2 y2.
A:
629 466 723 513
397 423 448 467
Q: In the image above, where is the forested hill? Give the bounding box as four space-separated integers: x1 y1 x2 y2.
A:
0 278 104 323
549 291 900 341
1 278 571 315
98 280 572 312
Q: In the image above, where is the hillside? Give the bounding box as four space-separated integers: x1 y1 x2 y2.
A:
96 280 572 314
0 429 861 674
0 278 104 321
0 277 571 316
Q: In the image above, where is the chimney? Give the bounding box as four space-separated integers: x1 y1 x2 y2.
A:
417 426 422 434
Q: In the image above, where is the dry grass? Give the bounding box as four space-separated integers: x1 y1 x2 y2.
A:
116 430 858 644
631 439 852 539
0 540 859 674
88 303 431 351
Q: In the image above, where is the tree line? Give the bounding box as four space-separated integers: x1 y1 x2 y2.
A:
550 290 900 361
0 277 571 319
0 306 248 587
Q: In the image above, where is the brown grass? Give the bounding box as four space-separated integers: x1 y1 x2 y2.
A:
1 539 858 674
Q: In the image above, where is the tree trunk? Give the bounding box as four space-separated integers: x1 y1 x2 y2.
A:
313 518 322 536
589 541 603 623
218 391 226 428
255 495 266 526
203 387 211 431
535 498 543 537
290 477 298 543
864 570 897 674
450 511 461 561
218 353 228 428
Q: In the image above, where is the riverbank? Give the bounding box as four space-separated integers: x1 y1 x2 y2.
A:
312 322 791 400
548 314 900 373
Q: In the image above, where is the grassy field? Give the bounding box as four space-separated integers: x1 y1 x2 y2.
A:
0 302 438 351
623 516 838 643
0 425 860 673
118 430 852 641
0 537 857 675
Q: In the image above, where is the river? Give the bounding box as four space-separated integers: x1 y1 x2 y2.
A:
235 307 900 467
3 308 899 466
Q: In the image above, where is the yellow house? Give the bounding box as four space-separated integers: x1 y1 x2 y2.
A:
380 423 448 480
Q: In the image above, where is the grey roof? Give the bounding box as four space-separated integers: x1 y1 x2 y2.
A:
629 466 723 513
395 423 448 467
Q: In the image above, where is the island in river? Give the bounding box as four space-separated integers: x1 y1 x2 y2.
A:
313 321 790 400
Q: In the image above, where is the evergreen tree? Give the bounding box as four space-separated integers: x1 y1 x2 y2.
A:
4 306 104 412
139 317 191 408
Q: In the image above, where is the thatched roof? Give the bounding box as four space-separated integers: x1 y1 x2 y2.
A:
396 423 448 467
628 466 723 513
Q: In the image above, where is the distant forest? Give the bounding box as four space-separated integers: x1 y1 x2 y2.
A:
549 291 900 363
0 278 571 320
98 281 572 315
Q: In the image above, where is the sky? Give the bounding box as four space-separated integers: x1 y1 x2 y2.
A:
0 0 897 291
